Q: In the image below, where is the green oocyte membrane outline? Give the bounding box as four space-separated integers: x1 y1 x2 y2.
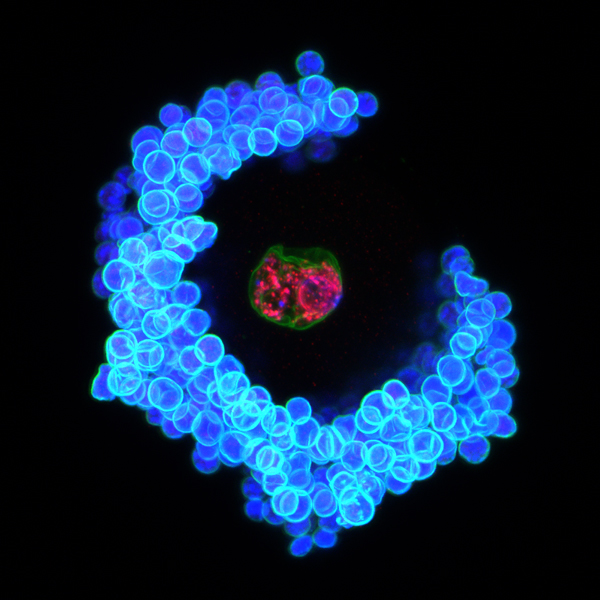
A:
249 244 343 330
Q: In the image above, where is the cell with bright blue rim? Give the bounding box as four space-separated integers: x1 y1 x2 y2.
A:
90 50 519 557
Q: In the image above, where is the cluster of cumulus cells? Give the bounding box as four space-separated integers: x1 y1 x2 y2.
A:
90 50 518 557
249 245 343 330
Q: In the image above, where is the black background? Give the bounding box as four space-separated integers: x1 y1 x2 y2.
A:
15 4 591 596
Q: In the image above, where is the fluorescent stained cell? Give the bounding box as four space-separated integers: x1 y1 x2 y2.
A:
249 245 342 330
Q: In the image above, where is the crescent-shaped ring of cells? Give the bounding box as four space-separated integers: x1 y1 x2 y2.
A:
91 50 519 557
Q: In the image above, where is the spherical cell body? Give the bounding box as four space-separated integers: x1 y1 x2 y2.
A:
249 245 343 330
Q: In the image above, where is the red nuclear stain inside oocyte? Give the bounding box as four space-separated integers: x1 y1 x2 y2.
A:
249 245 343 330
